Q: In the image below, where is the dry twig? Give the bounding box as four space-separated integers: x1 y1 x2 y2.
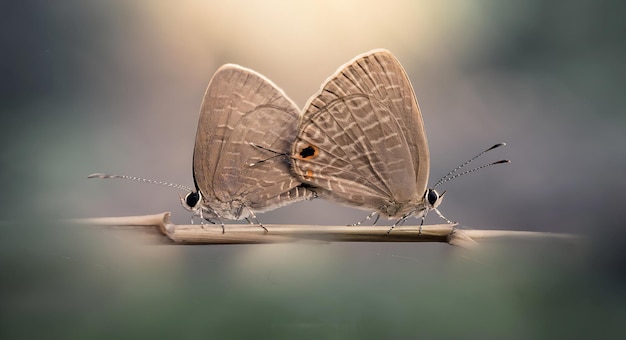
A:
73 212 577 248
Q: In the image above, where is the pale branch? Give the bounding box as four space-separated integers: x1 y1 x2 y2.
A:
72 212 578 248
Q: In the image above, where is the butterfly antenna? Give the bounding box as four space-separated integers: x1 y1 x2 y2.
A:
433 143 508 188
434 160 510 188
248 142 287 167
88 173 194 192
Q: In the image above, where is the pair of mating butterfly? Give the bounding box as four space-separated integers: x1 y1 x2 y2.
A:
91 49 508 233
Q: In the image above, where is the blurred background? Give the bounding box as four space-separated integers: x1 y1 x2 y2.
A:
1 0 624 338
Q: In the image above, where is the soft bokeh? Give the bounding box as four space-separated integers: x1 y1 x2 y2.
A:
2 1 625 338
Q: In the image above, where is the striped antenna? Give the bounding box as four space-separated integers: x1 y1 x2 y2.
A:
433 143 509 188
88 173 194 193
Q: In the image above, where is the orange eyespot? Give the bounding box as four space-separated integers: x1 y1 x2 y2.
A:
298 144 319 159
304 169 314 179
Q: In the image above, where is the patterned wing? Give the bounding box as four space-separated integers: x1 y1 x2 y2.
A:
193 64 312 217
293 50 429 214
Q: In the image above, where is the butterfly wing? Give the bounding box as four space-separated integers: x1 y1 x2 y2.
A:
193 64 313 219
293 49 429 216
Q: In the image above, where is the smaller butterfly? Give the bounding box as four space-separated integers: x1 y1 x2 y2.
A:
90 64 317 232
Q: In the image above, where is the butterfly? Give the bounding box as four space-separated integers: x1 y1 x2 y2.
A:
291 49 449 232
91 64 316 231
177 63 318 230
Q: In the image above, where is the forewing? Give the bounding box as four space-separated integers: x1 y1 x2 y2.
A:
294 94 416 209
215 103 312 212
193 64 309 211
294 49 429 209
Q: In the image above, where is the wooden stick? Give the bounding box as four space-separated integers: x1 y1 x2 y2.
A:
71 212 578 247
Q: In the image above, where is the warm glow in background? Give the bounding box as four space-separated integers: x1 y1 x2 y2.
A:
2 1 624 338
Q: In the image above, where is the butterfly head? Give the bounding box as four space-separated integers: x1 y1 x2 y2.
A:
424 188 445 210
180 191 202 212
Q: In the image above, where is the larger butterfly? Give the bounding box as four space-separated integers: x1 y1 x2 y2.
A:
291 49 447 231
181 64 316 228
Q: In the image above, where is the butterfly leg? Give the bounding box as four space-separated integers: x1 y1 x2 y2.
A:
433 208 455 224
387 210 415 235
372 213 380 225
386 217 405 235
204 210 225 233
350 211 379 227
190 209 202 224
197 217 217 229
418 215 426 235
245 206 268 233
192 210 218 230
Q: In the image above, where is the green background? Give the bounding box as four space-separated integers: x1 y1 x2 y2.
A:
1 1 624 338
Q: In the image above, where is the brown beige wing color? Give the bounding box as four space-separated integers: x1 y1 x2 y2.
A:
193 64 314 220
292 49 429 218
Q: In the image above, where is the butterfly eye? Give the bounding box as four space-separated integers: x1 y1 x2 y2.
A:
185 191 201 209
427 189 439 206
299 144 319 159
